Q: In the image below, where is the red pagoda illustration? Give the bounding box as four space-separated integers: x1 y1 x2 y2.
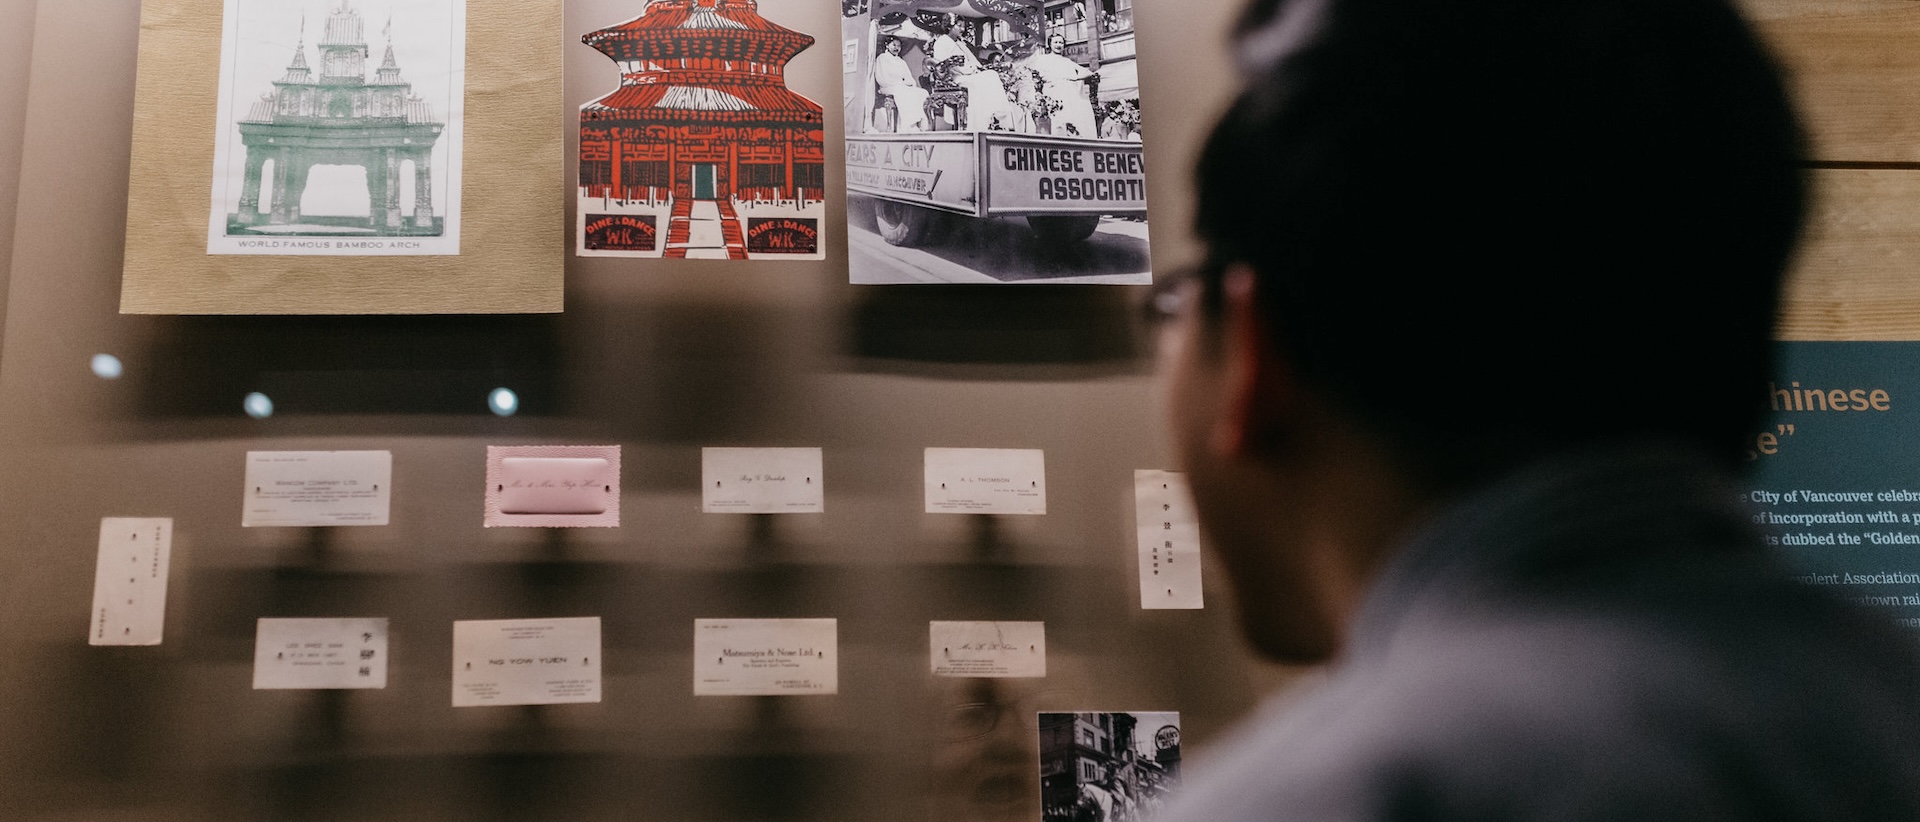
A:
579 0 827 260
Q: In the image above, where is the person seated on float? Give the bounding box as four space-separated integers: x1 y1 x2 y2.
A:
928 15 1016 131
871 36 929 132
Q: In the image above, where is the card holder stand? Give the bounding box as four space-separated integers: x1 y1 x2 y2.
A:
290 526 336 570
747 513 780 555
970 514 1008 562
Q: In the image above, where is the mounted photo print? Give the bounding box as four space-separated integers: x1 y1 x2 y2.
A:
842 0 1152 284
208 0 465 256
120 0 563 314
1039 711 1182 822
578 0 828 260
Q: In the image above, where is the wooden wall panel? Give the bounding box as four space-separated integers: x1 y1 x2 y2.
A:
1741 0 1920 164
1741 0 1920 339
1778 170 1920 340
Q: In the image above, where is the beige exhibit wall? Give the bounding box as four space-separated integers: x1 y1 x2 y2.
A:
0 1 1282 821
0 0 34 339
0 0 1915 820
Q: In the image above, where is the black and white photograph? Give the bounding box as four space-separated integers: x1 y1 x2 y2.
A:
208 0 466 255
841 0 1152 284
1039 711 1181 821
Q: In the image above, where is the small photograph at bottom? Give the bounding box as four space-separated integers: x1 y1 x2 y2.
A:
1039 711 1181 822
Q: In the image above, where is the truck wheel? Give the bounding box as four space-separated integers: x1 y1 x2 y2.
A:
1027 215 1101 243
875 200 938 247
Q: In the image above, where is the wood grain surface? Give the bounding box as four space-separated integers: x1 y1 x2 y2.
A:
1742 0 1920 164
1779 169 1920 339
1742 0 1920 339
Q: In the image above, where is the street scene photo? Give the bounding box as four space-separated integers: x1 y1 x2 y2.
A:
1039 711 1181 821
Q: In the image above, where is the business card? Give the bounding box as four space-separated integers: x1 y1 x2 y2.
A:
930 621 1046 677
89 517 173 646
924 448 1046 515
253 617 388 689
1136 470 1204 609
451 617 602 706
243 451 391 526
702 447 825 513
693 618 838 696
484 445 621 528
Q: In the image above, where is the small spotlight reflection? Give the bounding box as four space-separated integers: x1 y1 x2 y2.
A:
488 387 519 417
243 392 274 419
90 354 123 380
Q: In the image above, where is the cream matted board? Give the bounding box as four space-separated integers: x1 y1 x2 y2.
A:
120 0 563 315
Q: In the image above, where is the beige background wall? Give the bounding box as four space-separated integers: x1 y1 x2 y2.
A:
0 0 36 341
0 1 1271 820
0 0 1911 820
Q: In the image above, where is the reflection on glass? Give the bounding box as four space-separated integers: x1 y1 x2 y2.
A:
243 392 274 419
931 678 1058 822
488 387 518 417
90 354 124 380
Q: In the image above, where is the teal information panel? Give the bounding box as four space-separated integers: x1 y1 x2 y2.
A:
1748 342 1920 631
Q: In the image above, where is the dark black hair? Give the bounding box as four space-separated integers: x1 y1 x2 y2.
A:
914 11 953 34
1193 0 1808 486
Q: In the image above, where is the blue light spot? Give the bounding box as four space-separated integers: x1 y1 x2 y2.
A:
488 387 519 417
90 354 123 380
243 392 274 419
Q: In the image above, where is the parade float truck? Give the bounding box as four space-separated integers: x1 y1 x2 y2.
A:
842 4 1148 246
845 132 1147 245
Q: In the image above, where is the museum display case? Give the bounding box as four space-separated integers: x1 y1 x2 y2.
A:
0 0 1916 819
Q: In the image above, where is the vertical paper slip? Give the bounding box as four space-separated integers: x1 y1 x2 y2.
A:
701 447 825 513
253 618 389 689
451 617 602 707
693 618 838 696
1136 470 1203 609
930 621 1046 677
90 518 173 646
924 448 1047 515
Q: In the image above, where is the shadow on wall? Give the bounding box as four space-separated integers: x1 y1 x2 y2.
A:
844 286 1153 377
127 315 565 422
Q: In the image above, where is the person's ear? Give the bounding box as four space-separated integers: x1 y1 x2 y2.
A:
1209 265 1293 457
